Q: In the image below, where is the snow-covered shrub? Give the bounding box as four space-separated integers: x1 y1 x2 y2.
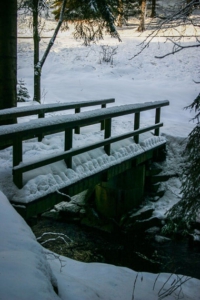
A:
17 79 30 102
99 45 118 65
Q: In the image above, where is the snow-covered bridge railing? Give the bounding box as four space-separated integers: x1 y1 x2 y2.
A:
0 100 169 189
0 98 115 137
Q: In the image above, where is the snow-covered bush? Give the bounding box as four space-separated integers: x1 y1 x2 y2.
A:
99 45 118 65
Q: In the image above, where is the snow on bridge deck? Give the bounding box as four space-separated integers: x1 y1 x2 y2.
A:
1 132 165 205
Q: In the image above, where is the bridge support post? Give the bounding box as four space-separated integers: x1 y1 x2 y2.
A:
95 164 145 219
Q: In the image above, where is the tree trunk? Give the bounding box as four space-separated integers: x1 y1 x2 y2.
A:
0 0 17 123
138 0 147 32
116 0 123 27
151 0 156 18
33 0 41 103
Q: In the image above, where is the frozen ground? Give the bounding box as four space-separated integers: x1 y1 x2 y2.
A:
0 14 200 299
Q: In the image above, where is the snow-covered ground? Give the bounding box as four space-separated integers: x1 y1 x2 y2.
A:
1 191 200 300
0 15 200 299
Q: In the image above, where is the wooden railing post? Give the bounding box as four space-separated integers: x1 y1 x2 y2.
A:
38 112 45 141
64 128 73 168
104 118 111 155
134 112 140 143
13 137 23 188
75 108 81 134
101 104 106 130
155 107 161 136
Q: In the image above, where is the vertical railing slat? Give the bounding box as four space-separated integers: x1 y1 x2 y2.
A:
13 137 23 188
134 112 140 143
104 118 112 155
38 111 45 141
75 107 81 134
101 104 106 130
155 107 161 136
64 128 73 168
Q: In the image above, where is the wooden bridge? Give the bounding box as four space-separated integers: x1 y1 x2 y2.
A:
0 99 169 219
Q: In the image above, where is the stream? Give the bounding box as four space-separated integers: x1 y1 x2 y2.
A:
31 217 200 280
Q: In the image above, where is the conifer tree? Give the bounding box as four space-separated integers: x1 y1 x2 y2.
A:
51 0 121 45
17 79 30 102
166 94 200 231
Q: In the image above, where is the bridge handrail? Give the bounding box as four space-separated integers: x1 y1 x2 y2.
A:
0 100 169 144
0 98 115 120
0 98 115 138
0 100 169 188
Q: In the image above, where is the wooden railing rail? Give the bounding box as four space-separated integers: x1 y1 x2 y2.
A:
0 98 115 137
0 99 115 120
0 100 169 188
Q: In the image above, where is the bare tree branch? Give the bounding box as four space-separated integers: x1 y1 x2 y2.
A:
129 0 200 60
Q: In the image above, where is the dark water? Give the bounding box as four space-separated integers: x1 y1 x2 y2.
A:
32 218 200 280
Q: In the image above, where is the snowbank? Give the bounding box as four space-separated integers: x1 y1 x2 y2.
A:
0 191 59 300
1 190 200 300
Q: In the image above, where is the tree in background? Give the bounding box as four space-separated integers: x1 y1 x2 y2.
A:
116 0 140 27
130 0 200 58
0 0 17 123
51 0 121 46
116 0 124 27
18 0 51 103
18 0 122 103
150 0 156 18
137 0 146 32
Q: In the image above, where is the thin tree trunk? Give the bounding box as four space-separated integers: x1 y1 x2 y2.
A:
39 0 67 69
33 0 67 104
0 0 17 124
33 0 41 103
151 0 156 18
138 0 147 32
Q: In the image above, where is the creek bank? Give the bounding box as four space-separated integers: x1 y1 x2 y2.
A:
30 189 200 279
